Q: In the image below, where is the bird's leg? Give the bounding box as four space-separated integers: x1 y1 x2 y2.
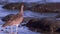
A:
15 25 18 34
10 26 13 34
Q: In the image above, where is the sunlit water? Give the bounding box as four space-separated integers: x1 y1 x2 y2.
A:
0 4 58 34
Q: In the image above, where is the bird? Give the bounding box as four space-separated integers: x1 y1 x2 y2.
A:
2 4 24 34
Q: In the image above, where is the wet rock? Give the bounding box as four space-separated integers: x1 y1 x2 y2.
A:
40 18 56 31
54 20 60 31
26 18 41 28
56 28 60 32
30 3 60 13
2 2 30 10
30 4 46 13
26 18 60 32
26 18 52 31
55 14 60 18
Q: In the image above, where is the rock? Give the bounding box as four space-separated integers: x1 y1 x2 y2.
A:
30 4 45 13
40 18 56 31
2 2 30 10
26 18 41 28
30 3 60 13
26 18 60 32
55 14 60 18
3 2 60 13
26 18 52 31
56 28 60 32
54 20 60 31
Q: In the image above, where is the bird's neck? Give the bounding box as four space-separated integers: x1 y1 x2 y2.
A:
18 5 24 16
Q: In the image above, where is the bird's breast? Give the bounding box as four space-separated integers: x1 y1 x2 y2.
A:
11 17 23 26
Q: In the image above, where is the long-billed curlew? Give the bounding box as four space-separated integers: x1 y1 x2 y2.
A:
2 4 24 34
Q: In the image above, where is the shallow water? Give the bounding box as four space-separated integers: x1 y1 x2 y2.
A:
0 4 59 34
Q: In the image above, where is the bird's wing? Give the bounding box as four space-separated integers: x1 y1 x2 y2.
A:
2 14 15 22
2 15 16 27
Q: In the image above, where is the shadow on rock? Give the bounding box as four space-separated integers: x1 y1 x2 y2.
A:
26 17 60 33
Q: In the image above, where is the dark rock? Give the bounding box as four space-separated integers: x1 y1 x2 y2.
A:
26 18 52 31
30 3 60 13
2 2 30 10
3 2 60 13
26 18 60 32
26 18 41 28
56 28 60 32
55 14 60 18
40 18 56 31
54 20 60 31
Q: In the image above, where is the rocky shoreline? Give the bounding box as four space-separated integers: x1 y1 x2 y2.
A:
2 2 60 13
26 17 60 33
2 2 30 10
30 3 60 13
